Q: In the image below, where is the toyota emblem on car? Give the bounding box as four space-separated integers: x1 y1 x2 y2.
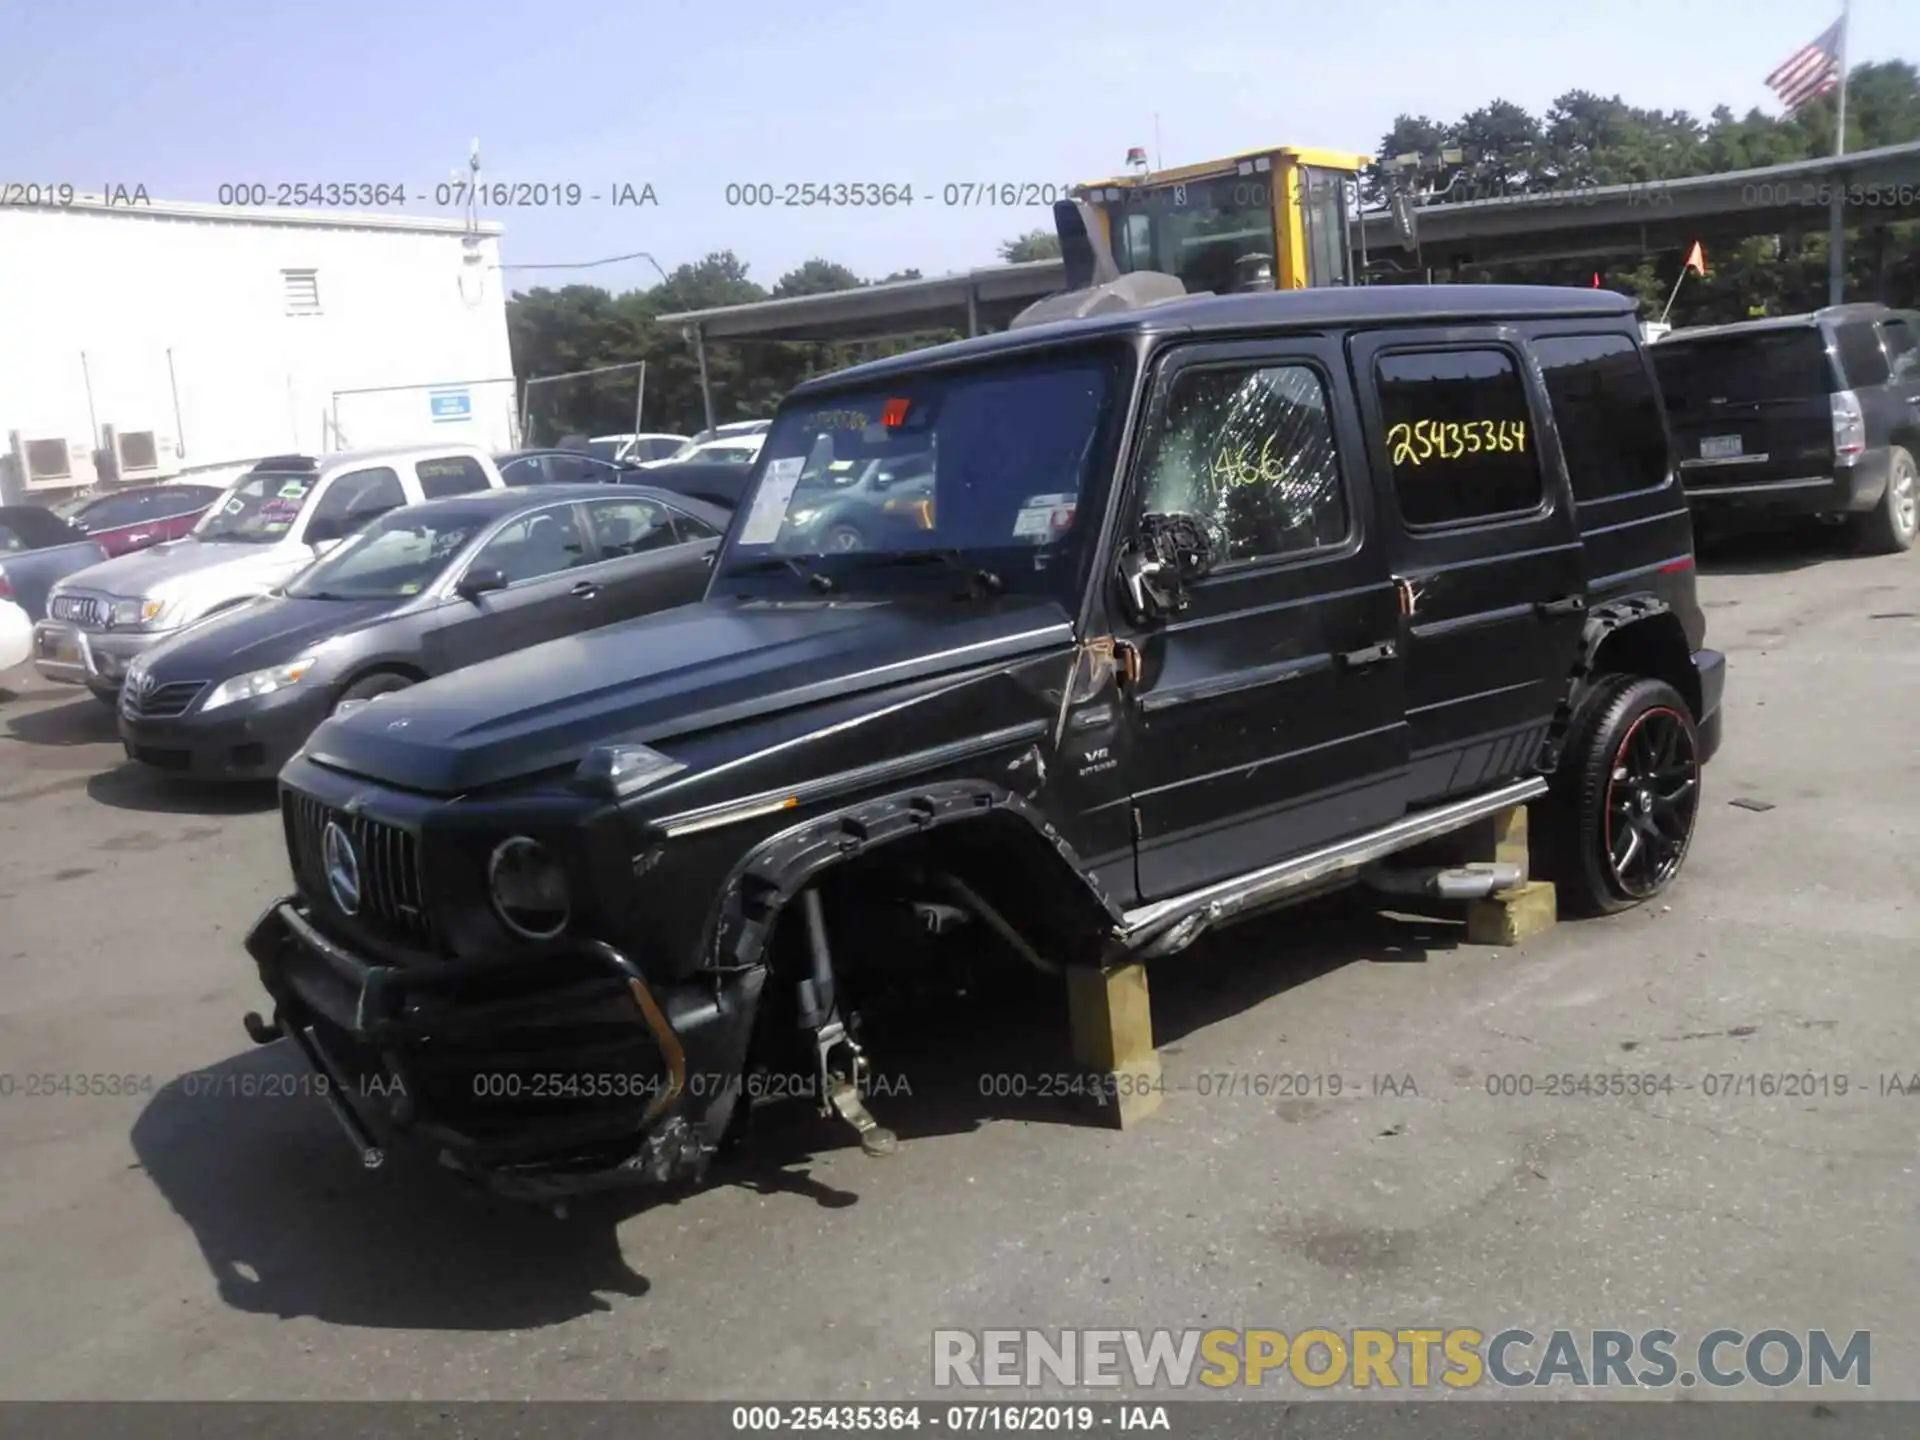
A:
322 820 362 915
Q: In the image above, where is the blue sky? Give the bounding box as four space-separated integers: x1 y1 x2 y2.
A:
2 0 1908 298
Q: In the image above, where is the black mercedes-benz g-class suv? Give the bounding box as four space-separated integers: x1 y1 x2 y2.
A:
244 264 1724 1201
1650 303 1920 554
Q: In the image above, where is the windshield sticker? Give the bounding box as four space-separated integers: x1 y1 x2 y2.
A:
223 496 247 515
1387 419 1527 467
738 457 807 545
260 497 302 517
1013 494 1076 538
263 521 292 533
399 581 423 595
277 480 312 500
828 459 855 472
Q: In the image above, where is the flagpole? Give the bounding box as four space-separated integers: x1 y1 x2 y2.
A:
1835 0 1850 158
1828 0 1851 304
1661 267 1689 326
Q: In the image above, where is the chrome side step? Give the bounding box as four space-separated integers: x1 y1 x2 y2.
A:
1116 777 1549 960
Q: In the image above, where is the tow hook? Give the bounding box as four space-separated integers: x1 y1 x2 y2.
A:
797 887 898 1158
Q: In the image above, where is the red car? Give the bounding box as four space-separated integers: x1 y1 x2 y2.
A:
64 483 226 558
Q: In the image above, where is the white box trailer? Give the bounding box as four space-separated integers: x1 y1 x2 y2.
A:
0 195 518 502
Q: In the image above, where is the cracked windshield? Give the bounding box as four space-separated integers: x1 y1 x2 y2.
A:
726 355 1119 575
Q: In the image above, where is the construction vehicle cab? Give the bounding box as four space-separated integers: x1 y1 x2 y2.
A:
1074 144 1371 296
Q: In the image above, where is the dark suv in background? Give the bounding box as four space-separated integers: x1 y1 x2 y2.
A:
1651 303 1920 554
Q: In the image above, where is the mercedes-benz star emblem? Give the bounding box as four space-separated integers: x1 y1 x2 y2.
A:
322 821 362 915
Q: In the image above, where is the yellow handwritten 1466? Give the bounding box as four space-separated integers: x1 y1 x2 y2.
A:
1386 418 1527 467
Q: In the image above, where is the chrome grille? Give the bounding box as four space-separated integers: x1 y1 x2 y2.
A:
283 790 438 949
50 594 107 628
121 680 207 720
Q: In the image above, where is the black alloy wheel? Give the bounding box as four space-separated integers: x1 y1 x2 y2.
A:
1539 674 1702 917
1602 703 1700 900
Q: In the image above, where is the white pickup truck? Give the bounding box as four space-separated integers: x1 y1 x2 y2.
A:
34 444 506 702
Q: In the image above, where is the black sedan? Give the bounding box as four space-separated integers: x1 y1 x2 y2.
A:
494 448 642 487
117 483 727 781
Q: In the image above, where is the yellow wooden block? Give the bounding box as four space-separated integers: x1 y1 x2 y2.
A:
1466 880 1558 946
1489 804 1531 885
1066 962 1160 1129
1105 1055 1164 1129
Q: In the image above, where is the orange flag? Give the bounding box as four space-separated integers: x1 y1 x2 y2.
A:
1684 241 1707 275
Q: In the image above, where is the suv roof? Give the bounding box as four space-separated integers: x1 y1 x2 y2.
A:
794 285 1639 397
247 443 493 473
1663 303 1901 346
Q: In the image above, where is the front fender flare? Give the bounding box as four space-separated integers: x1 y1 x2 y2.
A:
700 780 1126 974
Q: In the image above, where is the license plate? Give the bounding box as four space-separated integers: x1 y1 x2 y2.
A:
38 632 79 663
1700 435 1743 460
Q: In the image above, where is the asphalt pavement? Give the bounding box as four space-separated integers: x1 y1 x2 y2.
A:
0 526 1914 1403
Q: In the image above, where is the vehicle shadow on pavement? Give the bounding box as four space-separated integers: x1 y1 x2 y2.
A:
2 693 119 747
86 765 278 816
129 1041 653 1331
127 894 1460 1332
1694 520 1855 576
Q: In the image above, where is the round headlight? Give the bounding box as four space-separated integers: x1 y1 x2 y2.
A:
487 836 570 940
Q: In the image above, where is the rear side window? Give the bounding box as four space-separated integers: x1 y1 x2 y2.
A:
78 492 155 529
583 496 678 556
1532 334 1671 503
1883 319 1919 378
1833 322 1890 388
668 507 721 541
1652 328 1832 410
416 455 492 498
155 485 222 515
1375 348 1542 526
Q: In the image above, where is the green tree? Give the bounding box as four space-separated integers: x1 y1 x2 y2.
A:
999 229 1062 263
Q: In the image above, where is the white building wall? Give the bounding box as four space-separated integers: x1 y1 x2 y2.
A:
0 201 516 496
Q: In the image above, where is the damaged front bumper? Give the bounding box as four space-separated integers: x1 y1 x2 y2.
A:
242 898 763 1202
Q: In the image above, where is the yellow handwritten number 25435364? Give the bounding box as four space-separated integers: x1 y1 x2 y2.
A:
1387 418 1527 467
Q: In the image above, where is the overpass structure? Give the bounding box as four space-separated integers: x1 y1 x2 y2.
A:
657 140 1920 420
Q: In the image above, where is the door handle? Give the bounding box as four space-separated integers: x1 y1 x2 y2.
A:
570 581 600 599
1534 594 1586 617
1337 640 1397 669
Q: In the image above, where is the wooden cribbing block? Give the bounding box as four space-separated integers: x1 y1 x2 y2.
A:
1466 880 1558 945
1065 961 1162 1128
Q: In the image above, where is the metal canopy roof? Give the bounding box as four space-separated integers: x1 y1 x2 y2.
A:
1358 139 1920 267
659 141 1920 345
657 259 1067 342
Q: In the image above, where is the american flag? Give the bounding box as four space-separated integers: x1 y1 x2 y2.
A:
1767 18 1844 114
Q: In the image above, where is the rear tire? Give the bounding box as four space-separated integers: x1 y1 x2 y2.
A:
1537 675 1702 918
332 672 414 713
1850 446 1917 555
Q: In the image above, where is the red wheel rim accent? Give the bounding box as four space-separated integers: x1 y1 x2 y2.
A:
1602 705 1700 899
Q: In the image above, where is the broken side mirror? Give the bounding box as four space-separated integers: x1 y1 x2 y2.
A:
1116 513 1216 624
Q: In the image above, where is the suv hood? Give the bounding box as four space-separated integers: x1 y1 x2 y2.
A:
304 595 1074 795
60 536 291 600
